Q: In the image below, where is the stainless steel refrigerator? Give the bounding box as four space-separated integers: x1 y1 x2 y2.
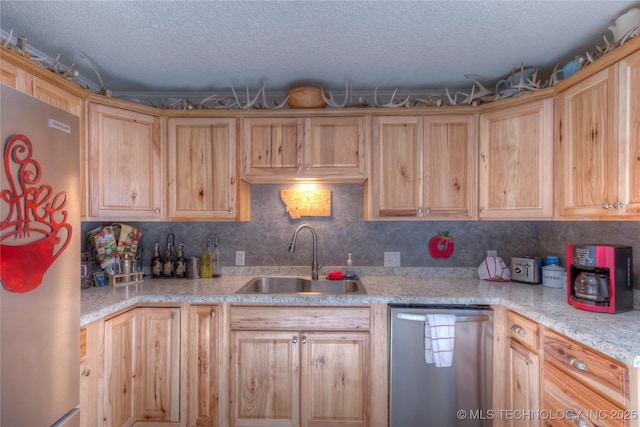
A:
1 84 80 426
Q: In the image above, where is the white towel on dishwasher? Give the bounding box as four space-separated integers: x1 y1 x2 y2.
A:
424 314 456 367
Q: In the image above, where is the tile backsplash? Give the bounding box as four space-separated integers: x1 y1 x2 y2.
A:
82 183 640 288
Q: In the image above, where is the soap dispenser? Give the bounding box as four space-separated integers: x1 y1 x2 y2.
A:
346 252 354 277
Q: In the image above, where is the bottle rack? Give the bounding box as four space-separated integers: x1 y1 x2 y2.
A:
109 271 144 287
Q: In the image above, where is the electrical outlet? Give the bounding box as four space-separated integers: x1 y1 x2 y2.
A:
487 250 498 258
235 251 245 266
384 252 401 267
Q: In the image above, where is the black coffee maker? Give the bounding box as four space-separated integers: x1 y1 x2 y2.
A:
567 244 634 313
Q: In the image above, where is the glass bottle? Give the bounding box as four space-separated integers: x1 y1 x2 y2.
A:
174 243 187 278
151 242 163 278
201 237 212 278
211 238 221 278
163 242 174 278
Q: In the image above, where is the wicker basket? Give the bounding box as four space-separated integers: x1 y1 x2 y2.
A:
287 87 327 109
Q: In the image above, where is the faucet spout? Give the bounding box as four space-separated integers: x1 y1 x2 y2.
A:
288 224 319 280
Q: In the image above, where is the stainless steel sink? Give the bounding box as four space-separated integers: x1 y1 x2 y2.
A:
235 276 367 295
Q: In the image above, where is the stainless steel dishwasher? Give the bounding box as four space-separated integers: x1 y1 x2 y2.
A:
389 304 493 427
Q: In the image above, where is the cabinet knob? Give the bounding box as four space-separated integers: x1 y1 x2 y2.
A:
297 164 302 171
615 202 625 209
228 208 234 214
564 354 587 371
210 310 215 318
510 324 525 336
171 313 176 320
479 208 485 214
154 208 161 214
301 335 307 344
602 202 613 209
80 369 91 377
525 359 533 366
425 208 431 214
305 164 310 171
292 335 298 344
417 207 423 214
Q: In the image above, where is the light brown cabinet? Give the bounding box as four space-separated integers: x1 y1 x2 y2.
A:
103 309 136 427
228 306 376 427
368 114 477 220
186 304 220 427
557 49 640 219
241 116 367 182
88 101 163 220
103 307 181 427
80 321 104 427
167 117 249 221
479 97 554 219
0 55 83 115
505 311 541 427
542 328 630 427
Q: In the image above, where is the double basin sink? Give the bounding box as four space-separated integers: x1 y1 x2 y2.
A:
236 276 367 295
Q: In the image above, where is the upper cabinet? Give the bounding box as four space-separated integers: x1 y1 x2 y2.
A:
241 115 368 182
1 53 84 116
87 101 164 220
557 49 640 219
167 117 249 221
367 114 477 220
479 97 554 219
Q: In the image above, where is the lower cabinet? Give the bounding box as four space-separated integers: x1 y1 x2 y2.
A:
506 310 541 427
186 304 220 427
228 305 383 427
103 306 181 427
542 328 630 427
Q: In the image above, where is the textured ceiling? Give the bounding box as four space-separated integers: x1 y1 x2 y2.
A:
1 1 638 97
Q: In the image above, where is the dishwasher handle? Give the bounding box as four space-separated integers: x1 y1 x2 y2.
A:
396 312 489 323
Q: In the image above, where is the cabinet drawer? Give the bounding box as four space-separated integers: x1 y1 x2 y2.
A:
543 329 628 407
543 362 628 427
230 306 370 331
507 310 539 351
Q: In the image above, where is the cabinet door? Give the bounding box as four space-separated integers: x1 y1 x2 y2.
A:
230 330 300 427
300 332 369 427
423 115 477 219
242 117 303 180
507 339 540 427
187 305 219 427
27 74 83 116
168 118 239 220
303 116 367 179
80 321 104 427
104 310 137 427
88 103 163 219
618 49 640 218
370 116 422 218
479 98 553 219
557 67 619 218
0 58 28 91
135 307 181 423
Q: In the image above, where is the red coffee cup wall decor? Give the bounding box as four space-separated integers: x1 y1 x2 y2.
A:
0 134 72 293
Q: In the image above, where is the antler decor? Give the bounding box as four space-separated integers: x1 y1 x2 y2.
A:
2 5 639 110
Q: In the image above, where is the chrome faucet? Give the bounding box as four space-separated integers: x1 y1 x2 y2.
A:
288 224 319 280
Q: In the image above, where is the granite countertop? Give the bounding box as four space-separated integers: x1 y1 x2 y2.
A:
81 270 640 368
